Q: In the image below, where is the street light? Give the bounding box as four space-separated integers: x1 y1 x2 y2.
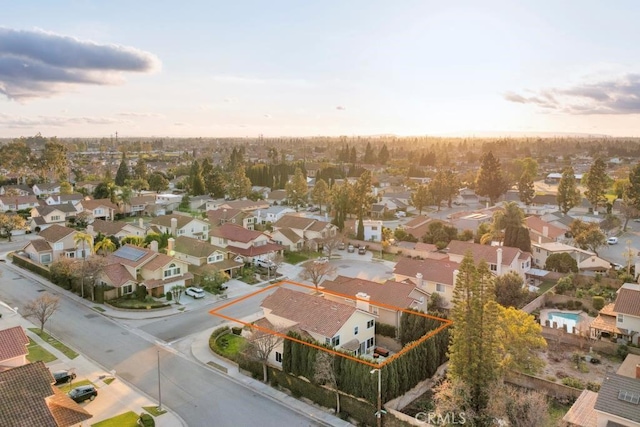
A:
370 368 383 427
157 350 162 411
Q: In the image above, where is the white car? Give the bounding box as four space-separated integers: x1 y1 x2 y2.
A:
315 256 329 264
395 211 406 218
607 237 619 245
185 287 205 299
254 259 276 269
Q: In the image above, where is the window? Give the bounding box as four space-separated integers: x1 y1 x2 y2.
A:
325 338 330 345
371 226 378 231
54 242 63 250
331 335 340 346
122 284 133 294
40 253 52 264
164 263 181 277
490 264 497 272
371 306 379 315
51 215 61 221
275 352 282 363
617 313 624 323
354 326 359 335
436 283 445 293
367 319 374 329
178 229 185 235
95 209 103 215
367 337 374 349
535 247 540 253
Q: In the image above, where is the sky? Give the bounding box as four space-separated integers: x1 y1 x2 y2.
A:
2 1 640 138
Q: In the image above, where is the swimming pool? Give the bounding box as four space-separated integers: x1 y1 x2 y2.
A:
548 311 580 333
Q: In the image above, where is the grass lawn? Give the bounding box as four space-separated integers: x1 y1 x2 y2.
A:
284 251 309 265
211 332 247 361
143 405 167 416
546 400 571 427
57 379 94 392
537 280 556 295
107 298 168 309
93 306 105 312
103 377 115 385
26 337 57 363
91 411 139 427
29 328 79 359
374 252 399 262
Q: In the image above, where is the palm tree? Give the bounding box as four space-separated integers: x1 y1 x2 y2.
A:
481 202 526 245
94 236 116 256
117 185 133 215
74 232 93 299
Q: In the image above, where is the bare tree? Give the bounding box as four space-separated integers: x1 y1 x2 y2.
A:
321 234 343 260
300 260 337 290
314 351 340 414
248 327 283 382
23 293 60 333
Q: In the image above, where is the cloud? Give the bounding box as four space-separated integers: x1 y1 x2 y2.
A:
504 73 640 114
0 113 128 128
263 114 272 118
0 27 160 100
336 105 346 110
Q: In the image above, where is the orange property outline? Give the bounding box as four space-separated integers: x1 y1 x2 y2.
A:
209 280 452 369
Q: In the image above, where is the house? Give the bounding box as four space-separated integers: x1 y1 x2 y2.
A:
128 195 160 217
74 181 101 194
0 361 92 427
446 240 532 279
455 188 480 205
579 255 613 273
251 186 271 199
149 213 210 240
254 206 296 225
187 195 215 212
450 211 493 232
172 236 243 279
402 215 446 241
22 225 87 265
45 193 85 206
272 214 338 251
531 241 594 269
369 203 390 219
210 223 284 262
99 243 193 298
207 208 257 230
270 227 304 251
267 189 287 205
155 193 182 212
526 216 567 244
394 257 460 309
217 199 270 212
612 283 640 345
86 218 147 241
394 242 444 260
0 195 40 212
259 287 377 367
0 184 33 196
77 199 118 222
0 326 29 369
321 276 429 332
380 191 410 212
32 182 61 197
356 219 383 242
29 205 68 231
590 303 627 342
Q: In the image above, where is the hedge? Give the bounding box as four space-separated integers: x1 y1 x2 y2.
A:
12 254 51 280
375 322 397 338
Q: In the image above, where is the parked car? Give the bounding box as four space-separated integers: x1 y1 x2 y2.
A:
185 287 205 299
607 237 619 245
338 242 345 250
358 246 367 255
254 259 276 269
315 256 329 264
68 385 97 403
347 244 355 253
394 211 406 218
52 370 76 385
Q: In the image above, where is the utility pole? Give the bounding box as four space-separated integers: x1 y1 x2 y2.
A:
157 350 162 411
370 368 383 427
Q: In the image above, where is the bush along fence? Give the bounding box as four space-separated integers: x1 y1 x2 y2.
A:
12 254 51 280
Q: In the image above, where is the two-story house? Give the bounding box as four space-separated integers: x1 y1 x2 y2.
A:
446 240 532 279
259 287 377 367
32 182 61 198
149 214 210 240
356 219 383 242
321 276 428 333
78 199 118 222
254 206 296 225
44 193 85 206
0 195 40 212
22 224 87 265
210 223 284 263
613 283 640 345
394 257 460 309
172 236 243 280
531 241 595 270
525 216 567 244
266 189 287 205
28 205 68 231
207 208 257 230
0 185 33 197
217 199 270 212
99 243 193 298
271 215 338 252
86 218 147 241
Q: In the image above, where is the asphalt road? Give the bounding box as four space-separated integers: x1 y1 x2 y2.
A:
0 263 321 427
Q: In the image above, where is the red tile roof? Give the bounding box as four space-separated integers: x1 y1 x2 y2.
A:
321 276 426 308
38 224 76 243
211 223 264 243
447 240 528 265
102 264 136 287
525 216 565 239
394 257 459 286
226 242 285 257
80 198 118 211
0 326 29 362
261 287 358 337
29 239 53 253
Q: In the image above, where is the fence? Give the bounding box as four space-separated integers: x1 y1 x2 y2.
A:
504 371 582 401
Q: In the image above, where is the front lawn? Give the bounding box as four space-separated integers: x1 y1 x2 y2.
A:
26 337 57 363
210 330 248 362
29 328 78 359
91 411 139 427
284 251 309 265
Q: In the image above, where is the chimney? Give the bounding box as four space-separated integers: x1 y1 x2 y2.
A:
496 248 503 275
538 235 542 244
170 217 177 236
636 364 640 380
167 237 175 255
138 218 144 228
150 240 159 252
416 272 424 289
355 292 370 312
542 226 549 238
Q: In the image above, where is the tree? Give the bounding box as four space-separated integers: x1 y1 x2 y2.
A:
495 306 546 374
248 327 283 382
73 231 93 297
411 184 432 214
179 193 191 211
494 271 528 308
544 252 578 273
311 179 330 214
570 219 606 255
205 166 227 198
148 173 169 192
115 154 130 186
331 182 352 231
447 254 500 416
286 168 309 209
59 181 73 195
0 213 27 242
431 169 460 209
23 293 60 333
300 260 336 290
40 140 68 181
189 160 206 196
518 171 535 206
133 157 148 180
226 164 252 200
171 285 185 303
377 144 389 165
353 171 374 240
120 236 145 247
94 236 116 256
476 151 508 205
584 157 609 212
557 166 581 215
486 386 549 427
314 351 340 414
422 222 457 247
363 142 376 164
320 234 343 260
626 163 640 212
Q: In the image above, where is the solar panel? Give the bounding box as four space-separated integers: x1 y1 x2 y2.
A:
114 245 147 261
618 390 640 404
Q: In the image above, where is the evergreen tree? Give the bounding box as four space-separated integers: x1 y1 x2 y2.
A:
331 182 351 231
378 144 389 165
476 151 508 205
189 160 206 196
115 154 130 186
349 147 357 164
353 171 373 240
584 157 609 212
557 166 581 215
363 142 376 164
311 179 330 214
286 168 309 209
625 164 640 212
206 166 227 198
411 184 432 214
518 171 535 206
133 157 148 180
226 164 252 199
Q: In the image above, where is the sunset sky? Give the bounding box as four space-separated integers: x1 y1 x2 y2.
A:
2 1 640 138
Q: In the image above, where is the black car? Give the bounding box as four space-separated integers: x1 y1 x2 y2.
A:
68 385 98 403
53 370 76 385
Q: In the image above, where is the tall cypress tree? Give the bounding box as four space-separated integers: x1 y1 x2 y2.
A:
557 166 581 215
476 151 508 205
115 153 130 186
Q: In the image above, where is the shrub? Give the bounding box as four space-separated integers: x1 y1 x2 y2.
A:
375 322 396 338
231 327 242 335
555 370 568 379
136 284 147 301
574 301 583 309
566 300 575 310
586 382 601 392
138 413 155 427
562 377 585 389
592 296 605 311
617 344 629 360
165 291 172 301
